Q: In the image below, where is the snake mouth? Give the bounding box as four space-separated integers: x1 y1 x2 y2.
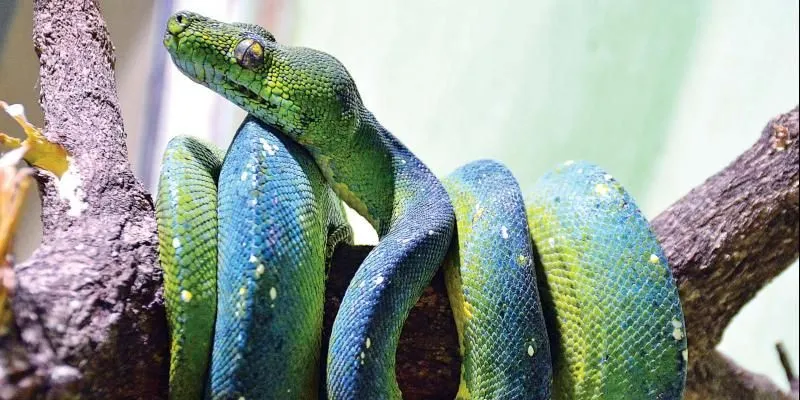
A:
166 54 263 105
224 75 304 137
227 79 264 104
166 54 296 136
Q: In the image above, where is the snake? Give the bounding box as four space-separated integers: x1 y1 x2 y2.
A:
156 11 688 400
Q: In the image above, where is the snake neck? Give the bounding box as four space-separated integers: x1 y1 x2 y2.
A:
305 110 406 237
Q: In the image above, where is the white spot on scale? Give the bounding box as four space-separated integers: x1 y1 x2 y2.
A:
249 199 257 207
428 230 435 235
358 280 366 288
671 319 684 340
374 276 384 285
260 138 279 155
399 159 406 165
360 352 365 359
366 337 371 348
172 238 181 248
269 287 278 300
548 237 555 248
682 349 689 362
180 290 192 302
527 345 534 357
241 171 248 181
255 264 265 277
594 183 609 196
649 254 660 264
249 255 258 263
500 226 509 239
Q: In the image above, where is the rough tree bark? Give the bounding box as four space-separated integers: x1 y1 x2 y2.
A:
0 1 798 399
1 1 167 399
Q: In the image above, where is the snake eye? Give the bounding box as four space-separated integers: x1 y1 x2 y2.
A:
234 39 265 69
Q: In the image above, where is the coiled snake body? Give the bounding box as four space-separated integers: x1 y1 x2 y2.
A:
157 11 687 400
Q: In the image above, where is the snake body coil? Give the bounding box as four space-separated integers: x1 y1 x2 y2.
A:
157 11 687 399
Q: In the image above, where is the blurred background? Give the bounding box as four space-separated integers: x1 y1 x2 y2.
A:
1 0 798 388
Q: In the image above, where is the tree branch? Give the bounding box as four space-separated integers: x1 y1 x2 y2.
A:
0 2 797 399
1 0 166 398
654 106 799 399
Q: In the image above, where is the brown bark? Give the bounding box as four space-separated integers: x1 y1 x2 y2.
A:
1 1 167 399
0 1 797 399
654 107 800 399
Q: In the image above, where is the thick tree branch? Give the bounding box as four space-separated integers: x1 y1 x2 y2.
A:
1 1 166 399
653 106 799 399
653 107 799 359
0 1 796 399
684 351 795 400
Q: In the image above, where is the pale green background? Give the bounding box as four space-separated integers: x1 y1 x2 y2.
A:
1 0 797 389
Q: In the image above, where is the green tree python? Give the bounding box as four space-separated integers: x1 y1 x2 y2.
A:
156 11 687 400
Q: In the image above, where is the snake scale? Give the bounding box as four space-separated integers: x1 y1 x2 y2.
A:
156 11 687 400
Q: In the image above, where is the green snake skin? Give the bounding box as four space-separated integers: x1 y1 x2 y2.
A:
156 136 223 400
157 10 688 399
526 161 686 398
443 160 552 399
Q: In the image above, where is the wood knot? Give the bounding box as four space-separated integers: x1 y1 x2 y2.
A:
770 123 791 151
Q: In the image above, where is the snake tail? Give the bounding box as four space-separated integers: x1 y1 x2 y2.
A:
526 161 687 399
443 160 553 400
211 116 351 399
156 136 223 400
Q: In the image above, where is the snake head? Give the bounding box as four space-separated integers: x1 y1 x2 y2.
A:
164 11 363 144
